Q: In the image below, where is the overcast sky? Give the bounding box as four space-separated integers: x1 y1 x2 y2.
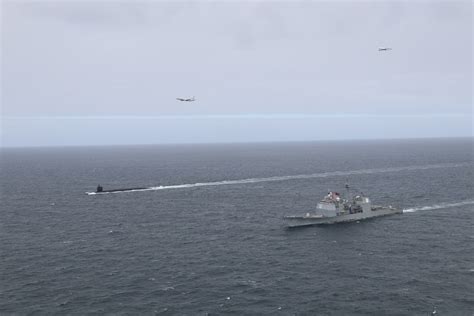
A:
1 0 472 147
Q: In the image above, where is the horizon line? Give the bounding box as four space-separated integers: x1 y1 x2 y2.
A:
1 136 472 149
2 113 471 120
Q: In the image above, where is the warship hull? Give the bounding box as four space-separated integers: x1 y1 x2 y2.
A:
284 207 402 227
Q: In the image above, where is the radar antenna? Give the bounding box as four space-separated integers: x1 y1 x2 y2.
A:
345 182 351 201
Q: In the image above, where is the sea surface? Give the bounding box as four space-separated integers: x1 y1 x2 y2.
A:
1 138 473 315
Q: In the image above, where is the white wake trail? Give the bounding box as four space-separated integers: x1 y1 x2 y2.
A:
403 200 474 213
86 162 471 195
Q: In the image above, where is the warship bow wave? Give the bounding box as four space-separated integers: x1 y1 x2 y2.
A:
284 185 401 227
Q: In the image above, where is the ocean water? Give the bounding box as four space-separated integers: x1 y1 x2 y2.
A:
1 138 473 315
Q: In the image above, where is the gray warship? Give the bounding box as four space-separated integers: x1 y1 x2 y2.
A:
284 185 401 227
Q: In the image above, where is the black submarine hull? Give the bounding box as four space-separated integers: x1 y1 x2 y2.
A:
94 187 148 194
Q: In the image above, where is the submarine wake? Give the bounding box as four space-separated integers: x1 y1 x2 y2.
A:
403 200 474 213
86 162 471 195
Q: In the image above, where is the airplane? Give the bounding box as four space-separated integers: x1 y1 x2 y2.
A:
378 47 392 51
176 96 195 102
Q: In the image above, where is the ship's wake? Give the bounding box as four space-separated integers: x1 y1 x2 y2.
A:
86 162 471 195
403 200 474 213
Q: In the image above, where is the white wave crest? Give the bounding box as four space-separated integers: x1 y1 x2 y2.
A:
86 162 472 195
403 200 474 213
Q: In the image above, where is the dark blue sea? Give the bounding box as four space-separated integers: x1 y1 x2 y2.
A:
1 138 473 315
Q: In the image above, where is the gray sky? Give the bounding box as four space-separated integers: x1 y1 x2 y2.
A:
1 0 472 147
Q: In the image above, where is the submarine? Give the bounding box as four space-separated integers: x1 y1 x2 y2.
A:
88 184 148 194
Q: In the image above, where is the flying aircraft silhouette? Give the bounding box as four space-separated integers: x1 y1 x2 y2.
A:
176 96 195 102
378 47 392 51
